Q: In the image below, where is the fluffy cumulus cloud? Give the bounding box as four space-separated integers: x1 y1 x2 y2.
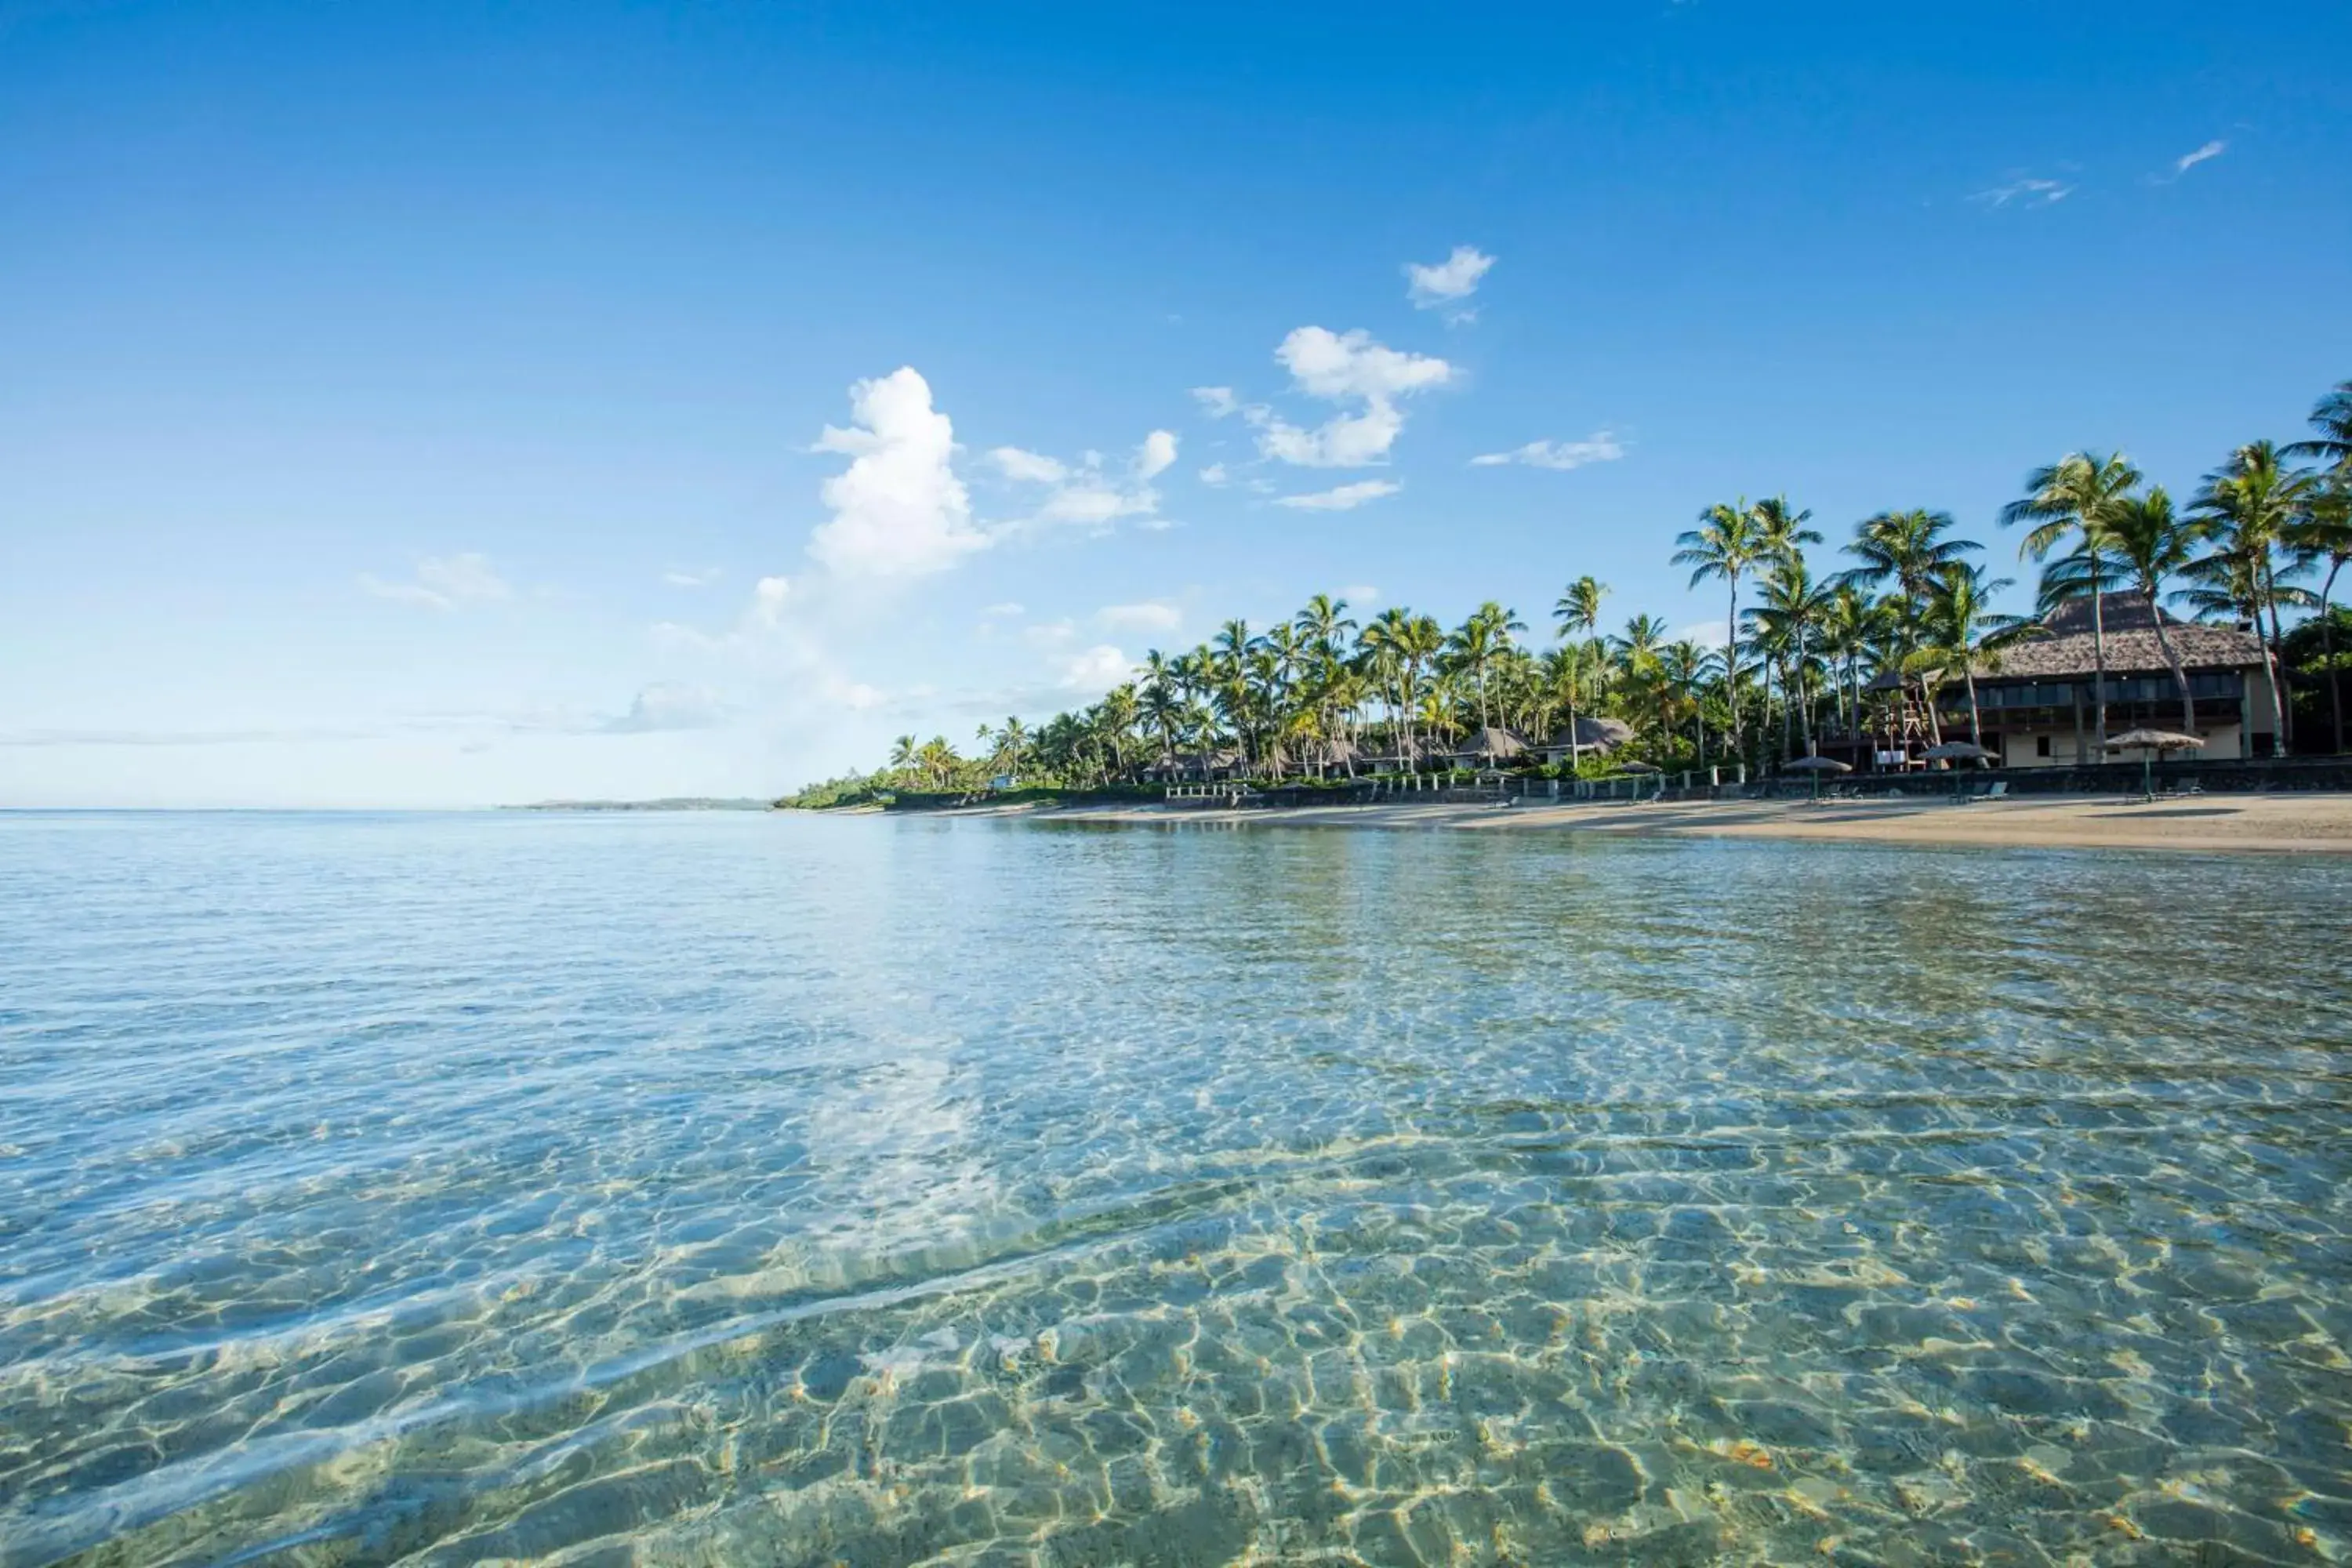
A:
1059 644 1134 691
360 552 511 611
1275 479 1403 511
806 368 985 578
601 682 725 733
1404 245 1495 320
1243 328 1454 469
987 447 1068 484
751 575 792 625
1095 601 1181 633
1197 463 1229 487
1469 431 1627 470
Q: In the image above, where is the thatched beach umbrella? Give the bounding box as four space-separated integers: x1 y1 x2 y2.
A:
2106 728 2203 798
1784 753 1851 802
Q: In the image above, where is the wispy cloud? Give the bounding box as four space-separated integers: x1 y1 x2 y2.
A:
1274 479 1403 512
2172 139 2227 176
1338 583 1379 607
1192 386 1240 419
359 552 512 611
600 682 726 733
1405 245 1495 322
1095 601 1181 633
1197 463 1229 487
1972 176 2074 209
1470 432 1626 470
991 430 1178 535
662 567 721 589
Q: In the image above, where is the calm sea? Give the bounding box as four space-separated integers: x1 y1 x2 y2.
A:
2 811 2350 1566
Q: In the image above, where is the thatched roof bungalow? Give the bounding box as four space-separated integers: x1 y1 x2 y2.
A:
1535 715 1633 764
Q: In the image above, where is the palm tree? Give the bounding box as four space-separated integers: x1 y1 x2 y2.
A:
2283 378 2352 473
1918 563 2030 749
2002 451 2143 757
887 734 920 785
1673 501 1764 759
1611 614 1671 747
1550 575 1608 753
1446 602 1524 731
1659 640 1716 768
1819 585 1883 739
2190 441 2315 753
2288 484 2352 753
1749 550 1832 754
2095 489 2203 736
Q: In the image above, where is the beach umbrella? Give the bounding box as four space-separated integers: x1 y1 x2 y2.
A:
1784 753 1851 802
2105 728 2204 799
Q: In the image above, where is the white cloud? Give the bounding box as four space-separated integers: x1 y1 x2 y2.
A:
751 575 792 626
1277 325 1454 401
359 552 512 611
2174 139 2227 175
1672 622 1729 650
982 601 1025 618
1275 479 1403 512
1197 463 1229 487
1404 245 1495 320
1060 644 1133 691
662 567 720 588
1469 431 1627 470
1244 327 1454 469
1022 618 1078 646
1096 601 1181 633
1972 176 2073 208
1192 387 1240 419
806 367 986 578
992 429 1173 532
1136 429 1178 480
988 446 1069 484
1338 583 1379 606
602 682 725 733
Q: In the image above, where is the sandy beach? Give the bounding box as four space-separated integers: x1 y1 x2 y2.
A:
956 791 2352 854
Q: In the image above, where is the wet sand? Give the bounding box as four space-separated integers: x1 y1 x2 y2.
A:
986 791 2352 854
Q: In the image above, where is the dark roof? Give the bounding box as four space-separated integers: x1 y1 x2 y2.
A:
1876 593 2266 688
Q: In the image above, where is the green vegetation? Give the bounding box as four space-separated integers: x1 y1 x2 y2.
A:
781 379 2352 804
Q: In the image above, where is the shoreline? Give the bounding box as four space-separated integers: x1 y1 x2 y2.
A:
912 791 2352 855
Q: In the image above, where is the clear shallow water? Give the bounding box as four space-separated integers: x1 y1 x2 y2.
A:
2 812 2350 1568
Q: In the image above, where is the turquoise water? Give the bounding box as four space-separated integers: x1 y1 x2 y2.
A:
2 812 2350 1567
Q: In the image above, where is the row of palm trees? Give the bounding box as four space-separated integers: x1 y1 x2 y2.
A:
818 379 2351 800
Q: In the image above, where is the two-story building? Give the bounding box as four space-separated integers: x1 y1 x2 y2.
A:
1916 593 2277 767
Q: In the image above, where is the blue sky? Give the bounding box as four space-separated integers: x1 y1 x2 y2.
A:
4 1 2347 806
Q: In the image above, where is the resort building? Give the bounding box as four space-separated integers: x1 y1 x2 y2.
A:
1859 593 2277 768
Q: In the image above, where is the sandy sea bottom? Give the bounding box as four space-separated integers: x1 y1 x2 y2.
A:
2 811 2350 1566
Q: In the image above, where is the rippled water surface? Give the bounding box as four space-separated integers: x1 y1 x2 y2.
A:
4 811 2352 1567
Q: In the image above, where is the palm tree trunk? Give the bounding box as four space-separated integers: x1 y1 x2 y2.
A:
2144 586 2196 738
2322 560 2346 754
1963 667 1984 747
2261 559 2294 753
1725 586 1740 762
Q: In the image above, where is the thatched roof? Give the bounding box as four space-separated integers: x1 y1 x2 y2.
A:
2107 728 2205 751
1539 716 1634 753
1876 593 2265 688
1311 736 1362 765
1455 726 1528 760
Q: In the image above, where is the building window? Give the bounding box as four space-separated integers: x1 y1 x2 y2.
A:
2036 735 2051 758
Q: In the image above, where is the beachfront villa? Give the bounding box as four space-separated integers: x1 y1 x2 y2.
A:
1858 593 2277 768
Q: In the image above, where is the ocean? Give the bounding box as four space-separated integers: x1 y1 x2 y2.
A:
3 810 2349 1565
